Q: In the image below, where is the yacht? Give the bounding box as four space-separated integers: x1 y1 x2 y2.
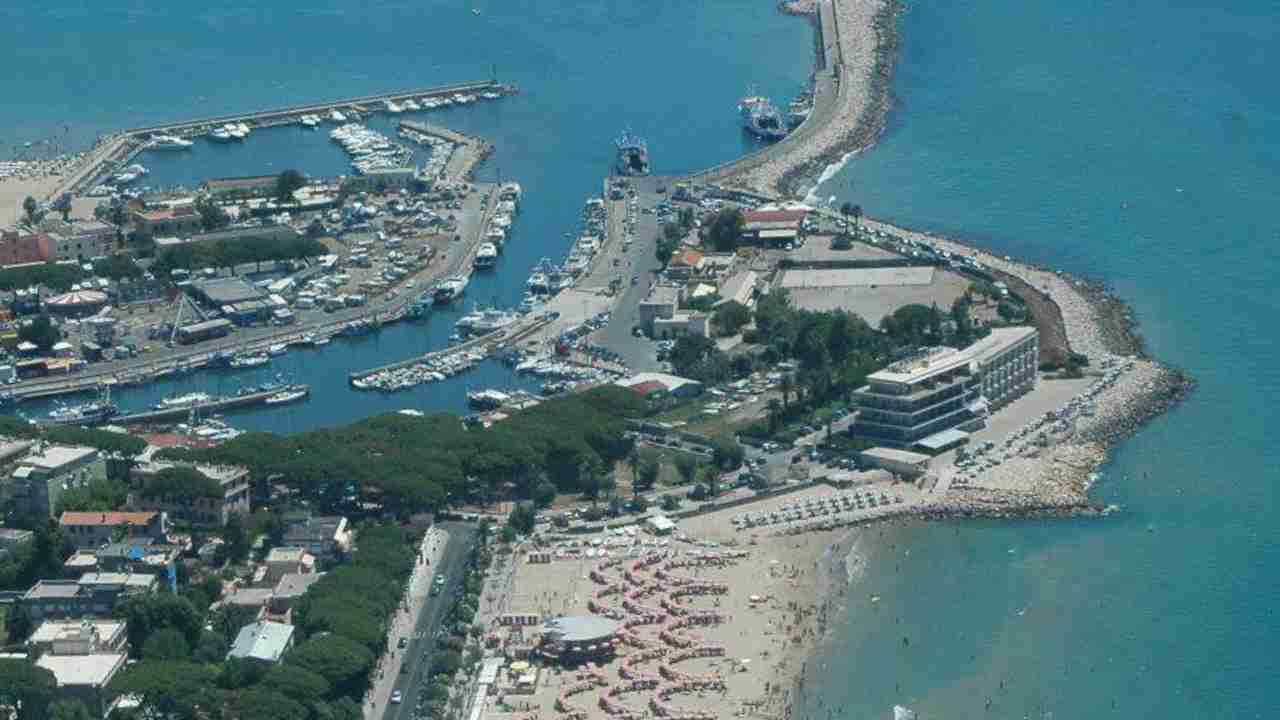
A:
401 99 421 111
300 114 320 128
267 343 288 356
328 109 347 122
433 275 469 304
739 94 788 141
384 100 404 113
467 389 510 410
229 352 270 369
473 242 498 270
156 392 212 410
210 127 234 142
148 134 194 150
457 306 518 335
264 386 309 405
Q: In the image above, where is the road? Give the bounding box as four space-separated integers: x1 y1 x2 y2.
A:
378 521 476 720
591 176 667 372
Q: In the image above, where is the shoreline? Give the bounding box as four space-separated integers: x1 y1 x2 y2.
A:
709 2 1198 716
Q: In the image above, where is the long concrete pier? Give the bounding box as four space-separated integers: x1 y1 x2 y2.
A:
112 385 310 425
52 79 515 197
348 316 551 384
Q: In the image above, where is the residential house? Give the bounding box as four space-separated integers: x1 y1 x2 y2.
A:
8 444 106 518
263 546 313 584
28 618 128 655
281 515 350 562
59 511 168 549
21 572 157 621
36 652 128 718
227 621 295 664
38 218 117 260
130 203 201 241
0 229 52 267
128 461 250 526
269 573 324 618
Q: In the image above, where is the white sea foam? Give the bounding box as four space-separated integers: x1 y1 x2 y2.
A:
803 147 862 205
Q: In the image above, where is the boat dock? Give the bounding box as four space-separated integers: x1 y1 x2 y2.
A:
113 385 311 426
399 120 493 181
55 79 517 196
348 315 552 385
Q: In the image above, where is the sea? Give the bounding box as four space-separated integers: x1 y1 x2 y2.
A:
3 1 1278 717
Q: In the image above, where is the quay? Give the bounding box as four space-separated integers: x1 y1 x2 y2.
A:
53 79 516 197
399 120 493 181
347 315 552 385
112 385 311 426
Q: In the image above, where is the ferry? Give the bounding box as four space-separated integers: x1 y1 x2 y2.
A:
473 243 499 270
264 386 309 405
433 275 469 304
147 134 193 150
614 131 650 176
739 94 788 141
42 400 118 426
229 353 270 369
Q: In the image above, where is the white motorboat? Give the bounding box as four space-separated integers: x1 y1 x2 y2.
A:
267 343 288 356
328 109 347 122
300 114 320 128
148 134 193 150
384 100 404 113
229 353 270 369
210 127 234 142
402 99 421 111
473 242 498 269
264 387 308 405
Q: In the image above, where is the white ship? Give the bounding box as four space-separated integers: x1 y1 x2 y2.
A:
155 392 212 410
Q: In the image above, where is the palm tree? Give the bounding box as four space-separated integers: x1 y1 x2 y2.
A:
766 398 783 434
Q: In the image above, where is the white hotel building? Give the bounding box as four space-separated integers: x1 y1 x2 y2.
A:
851 326 1040 451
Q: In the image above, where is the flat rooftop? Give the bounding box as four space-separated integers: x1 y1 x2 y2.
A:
869 327 1038 386
19 444 97 470
30 618 125 645
780 266 937 289
862 447 932 465
37 653 126 687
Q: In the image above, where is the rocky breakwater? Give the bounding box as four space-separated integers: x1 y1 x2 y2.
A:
717 0 898 198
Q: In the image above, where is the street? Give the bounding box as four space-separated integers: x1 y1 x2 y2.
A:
376 521 476 720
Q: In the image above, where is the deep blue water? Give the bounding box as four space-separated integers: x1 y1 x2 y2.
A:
806 1 1279 718
0 0 813 431
4 1 1278 716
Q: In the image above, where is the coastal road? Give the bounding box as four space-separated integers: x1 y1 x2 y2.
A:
379 521 476 720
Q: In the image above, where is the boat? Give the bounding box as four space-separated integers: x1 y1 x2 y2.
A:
328 110 347 122
300 114 320 128
614 131 650 176
229 353 270 369
457 305 518 335
267 343 288 356
148 134 193 150
313 335 331 346
433 275 469 304
338 319 378 337
155 392 212 410
473 242 498 269
739 94 789 140
467 389 510 410
517 294 545 314
384 100 404 113
209 127 234 142
787 93 813 128
43 400 118 426
264 386 309 405
401 99 421 111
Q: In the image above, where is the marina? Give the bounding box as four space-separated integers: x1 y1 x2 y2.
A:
53 80 516 199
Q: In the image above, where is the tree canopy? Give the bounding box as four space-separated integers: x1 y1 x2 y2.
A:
705 208 744 252
19 315 60 352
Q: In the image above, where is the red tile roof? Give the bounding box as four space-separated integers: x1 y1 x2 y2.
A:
627 380 667 396
60 511 159 527
670 250 704 268
743 209 807 224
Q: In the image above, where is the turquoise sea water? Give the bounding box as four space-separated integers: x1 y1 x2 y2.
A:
806 1 1278 718
4 2 1278 717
